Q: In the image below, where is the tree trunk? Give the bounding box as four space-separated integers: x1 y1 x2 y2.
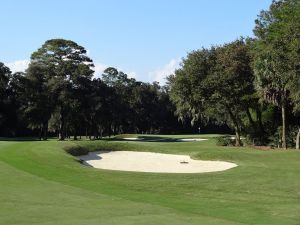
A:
281 103 287 149
246 108 256 133
256 108 265 136
38 126 42 140
74 132 77 140
108 122 111 138
89 124 92 140
113 124 117 136
235 129 241 146
59 108 65 141
296 128 300 150
42 122 48 140
225 105 242 146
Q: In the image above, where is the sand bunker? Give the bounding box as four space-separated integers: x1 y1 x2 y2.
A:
122 137 208 142
178 138 208 142
78 151 237 173
122 137 144 141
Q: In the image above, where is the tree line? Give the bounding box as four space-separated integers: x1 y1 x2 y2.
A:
0 39 197 140
168 0 300 149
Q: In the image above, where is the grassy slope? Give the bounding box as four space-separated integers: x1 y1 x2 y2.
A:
0 136 300 225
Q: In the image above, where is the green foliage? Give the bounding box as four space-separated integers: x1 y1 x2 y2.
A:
168 39 255 146
253 0 300 148
27 39 94 140
0 62 11 99
269 126 299 148
0 63 11 131
215 136 234 146
167 48 214 125
167 0 300 148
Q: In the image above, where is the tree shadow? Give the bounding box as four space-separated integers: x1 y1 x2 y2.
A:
77 151 108 167
0 137 44 142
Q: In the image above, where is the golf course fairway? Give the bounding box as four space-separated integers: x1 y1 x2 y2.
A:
0 135 299 225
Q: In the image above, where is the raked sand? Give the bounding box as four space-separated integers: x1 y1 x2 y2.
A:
78 151 237 173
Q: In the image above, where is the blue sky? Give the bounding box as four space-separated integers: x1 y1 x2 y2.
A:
1 0 271 84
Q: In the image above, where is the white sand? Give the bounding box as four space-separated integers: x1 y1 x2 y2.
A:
122 138 208 142
78 151 237 173
122 137 144 141
178 138 208 142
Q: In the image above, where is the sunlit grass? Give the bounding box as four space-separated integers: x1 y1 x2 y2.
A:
0 135 299 225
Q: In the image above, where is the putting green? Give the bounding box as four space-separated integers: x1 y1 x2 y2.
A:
0 135 300 225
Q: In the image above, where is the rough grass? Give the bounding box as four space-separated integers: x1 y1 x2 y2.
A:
0 135 300 225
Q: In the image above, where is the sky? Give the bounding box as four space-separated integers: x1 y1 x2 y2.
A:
1 0 272 84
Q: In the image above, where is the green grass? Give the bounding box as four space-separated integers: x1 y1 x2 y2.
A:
0 134 300 225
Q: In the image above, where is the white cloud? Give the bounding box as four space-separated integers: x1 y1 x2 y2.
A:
127 71 137 79
93 62 109 78
5 59 29 73
148 58 180 85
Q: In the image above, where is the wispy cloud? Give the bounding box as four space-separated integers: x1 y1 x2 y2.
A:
5 59 29 73
148 58 180 85
93 62 109 78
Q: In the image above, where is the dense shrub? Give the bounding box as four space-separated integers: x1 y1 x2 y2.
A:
215 136 234 146
269 126 298 148
243 135 255 146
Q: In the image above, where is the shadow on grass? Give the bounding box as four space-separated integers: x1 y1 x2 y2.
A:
0 137 45 142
